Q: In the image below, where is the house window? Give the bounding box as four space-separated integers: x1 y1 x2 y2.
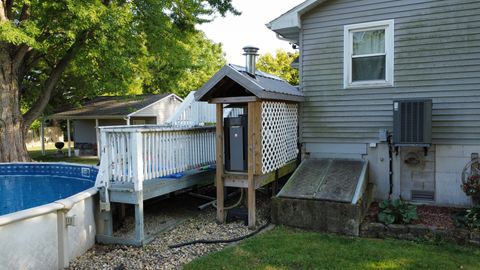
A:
344 20 394 88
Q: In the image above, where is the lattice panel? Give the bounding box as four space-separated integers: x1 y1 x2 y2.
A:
261 101 298 174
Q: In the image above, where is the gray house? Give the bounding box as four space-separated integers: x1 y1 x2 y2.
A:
268 0 480 206
49 93 182 156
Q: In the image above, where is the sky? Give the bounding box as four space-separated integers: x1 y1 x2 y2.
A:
197 0 304 66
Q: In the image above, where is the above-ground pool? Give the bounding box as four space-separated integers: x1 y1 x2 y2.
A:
1 175 94 216
0 164 97 216
0 163 99 270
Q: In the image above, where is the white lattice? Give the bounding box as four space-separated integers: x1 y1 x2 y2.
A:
261 101 298 174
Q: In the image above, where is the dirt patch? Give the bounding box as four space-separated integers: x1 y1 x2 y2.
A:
364 202 464 230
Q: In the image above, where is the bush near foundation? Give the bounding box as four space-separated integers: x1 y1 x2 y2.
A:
378 199 418 225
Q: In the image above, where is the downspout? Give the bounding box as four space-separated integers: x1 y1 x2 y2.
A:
387 131 394 198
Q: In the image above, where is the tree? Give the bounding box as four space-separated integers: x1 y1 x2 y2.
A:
257 49 299 85
0 0 238 162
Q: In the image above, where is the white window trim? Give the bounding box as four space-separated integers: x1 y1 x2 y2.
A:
343 19 394 89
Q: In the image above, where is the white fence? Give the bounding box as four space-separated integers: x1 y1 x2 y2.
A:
96 126 216 191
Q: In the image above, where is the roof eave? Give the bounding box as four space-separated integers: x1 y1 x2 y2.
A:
47 115 129 120
195 65 265 102
267 0 327 42
127 93 182 118
258 92 305 102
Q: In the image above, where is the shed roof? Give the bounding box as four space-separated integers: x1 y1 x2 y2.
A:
194 64 304 102
49 93 174 120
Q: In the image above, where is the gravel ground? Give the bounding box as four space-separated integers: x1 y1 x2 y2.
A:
68 189 271 270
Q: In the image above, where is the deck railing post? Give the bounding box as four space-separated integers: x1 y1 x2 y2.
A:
131 131 144 191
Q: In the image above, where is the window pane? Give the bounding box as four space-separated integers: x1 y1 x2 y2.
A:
353 30 385 55
352 55 386 81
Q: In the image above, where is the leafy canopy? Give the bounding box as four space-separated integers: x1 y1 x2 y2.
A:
1 0 238 118
257 49 299 85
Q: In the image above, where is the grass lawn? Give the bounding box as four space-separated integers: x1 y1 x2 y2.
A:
28 143 99 166
185 226 480 270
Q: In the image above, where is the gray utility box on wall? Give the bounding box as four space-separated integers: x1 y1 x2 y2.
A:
393 99 432 146
224 115 248 172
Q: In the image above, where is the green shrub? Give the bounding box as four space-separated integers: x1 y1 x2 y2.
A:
453 206 480 230
378 199 418 225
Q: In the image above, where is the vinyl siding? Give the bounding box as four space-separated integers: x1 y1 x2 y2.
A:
131 95 181 124
300 0 480 145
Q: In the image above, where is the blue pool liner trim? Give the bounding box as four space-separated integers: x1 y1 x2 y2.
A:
0 163 98 182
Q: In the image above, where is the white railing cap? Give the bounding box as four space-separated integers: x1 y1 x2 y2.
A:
99 124 215 133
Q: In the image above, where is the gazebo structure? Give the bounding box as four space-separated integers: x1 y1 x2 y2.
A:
195 47 305 227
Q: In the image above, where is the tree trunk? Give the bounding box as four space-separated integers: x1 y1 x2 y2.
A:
0 44 30 162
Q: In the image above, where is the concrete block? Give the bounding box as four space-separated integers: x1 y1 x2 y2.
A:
366 144 390 200
387 224 409 235
435 172 471 206
407 224 430 237
397 233 416 241
360 222 385 238
436 145 464 157
462 145 480 157
436 157 470 173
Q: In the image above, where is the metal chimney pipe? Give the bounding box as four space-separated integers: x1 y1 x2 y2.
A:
243 46 259 75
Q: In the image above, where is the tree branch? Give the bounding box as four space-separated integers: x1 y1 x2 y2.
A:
19 3 29 21
5 0 12 17
23 31 89 128
13 45 32 70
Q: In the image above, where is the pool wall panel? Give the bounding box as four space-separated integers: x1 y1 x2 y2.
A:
0 163 99 270
0 212 59 270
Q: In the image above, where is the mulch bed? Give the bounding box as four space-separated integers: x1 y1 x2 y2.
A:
364 202 465 230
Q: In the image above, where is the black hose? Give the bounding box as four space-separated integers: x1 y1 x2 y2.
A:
168 222 270 249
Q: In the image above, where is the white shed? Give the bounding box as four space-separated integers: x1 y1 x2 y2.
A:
48 93 182 156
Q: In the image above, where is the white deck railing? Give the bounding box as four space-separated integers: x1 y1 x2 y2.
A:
165 92 216 126
165 91 243 126
95 125 216 191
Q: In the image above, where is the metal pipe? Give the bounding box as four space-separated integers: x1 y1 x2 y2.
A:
242 46 259 75
40 119 45 156
67 119 71 157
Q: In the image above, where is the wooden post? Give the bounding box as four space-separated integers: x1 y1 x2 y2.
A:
131 132 144 191
67 119 71 157
247 102 256 228
215 103 225 223
131 131 145 243
135 192 144 244
40 119 45 156
253 102 262 175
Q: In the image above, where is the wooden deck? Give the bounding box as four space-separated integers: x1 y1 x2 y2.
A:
107 168 214 204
